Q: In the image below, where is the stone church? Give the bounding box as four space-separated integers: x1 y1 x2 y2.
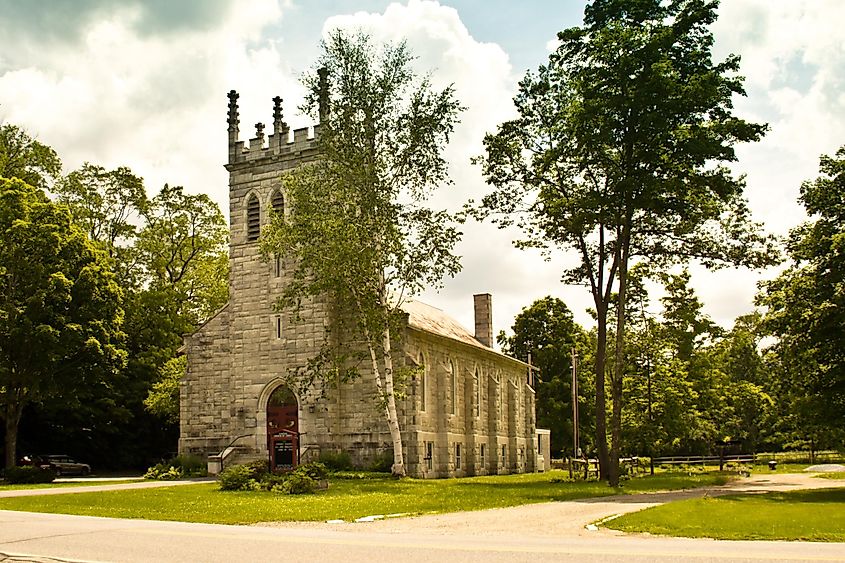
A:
178 91 544 478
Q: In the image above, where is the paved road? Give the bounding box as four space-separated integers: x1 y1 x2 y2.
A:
1 473 843 562
1 509 845 563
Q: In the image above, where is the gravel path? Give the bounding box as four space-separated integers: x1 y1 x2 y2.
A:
257 472 845 538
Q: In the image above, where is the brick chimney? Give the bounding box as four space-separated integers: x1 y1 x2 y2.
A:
473 293 493 348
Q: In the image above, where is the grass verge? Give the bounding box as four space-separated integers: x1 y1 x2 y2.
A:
814 472 845 480
0 479 143 491
606 487 845 541
0 470 730 525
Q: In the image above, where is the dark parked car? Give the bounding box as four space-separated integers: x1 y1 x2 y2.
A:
37 455 92 476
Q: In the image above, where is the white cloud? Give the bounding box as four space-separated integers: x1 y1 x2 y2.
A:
321 1 545 340
4 0 841 340
0 0 291 208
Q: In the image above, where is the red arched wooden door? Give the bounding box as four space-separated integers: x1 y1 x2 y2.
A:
267 386 299 471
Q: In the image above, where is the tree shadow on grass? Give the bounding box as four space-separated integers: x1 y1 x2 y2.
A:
718 488 845 504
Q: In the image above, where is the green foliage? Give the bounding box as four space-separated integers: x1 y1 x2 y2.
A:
218 465 259 491
143 356 184 424
279 472 318 495
0 124 62 190
367 451 394 473
295 461 328 481
53 163 147 288
260 31 463 477
2 466 56 484
474 0 774 485
0 177 126 469
259 472 288 492
171 454 206 477
499 297 592 456
143 464 183 481
243 459 269 478
143 454 207 480
318 451 354 471
0 123 229 470
219 462 326 495
137 184 228 326
622 271 773 458
760 146 845 436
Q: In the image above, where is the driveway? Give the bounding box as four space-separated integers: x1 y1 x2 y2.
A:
257 472 845 538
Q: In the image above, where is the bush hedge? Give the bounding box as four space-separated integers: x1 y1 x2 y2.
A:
318 451 353 471
144 454 208 480
218 461 327 494
3 466 56 484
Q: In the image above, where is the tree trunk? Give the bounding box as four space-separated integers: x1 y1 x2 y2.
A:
359 309 406 478
380 322 406 477
610 246 629 487
4 402 23 470
594 306 610 481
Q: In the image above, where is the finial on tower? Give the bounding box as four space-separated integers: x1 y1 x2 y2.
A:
227 90 240 146
253 122 266 149
318 67 329 123
272 95 288 138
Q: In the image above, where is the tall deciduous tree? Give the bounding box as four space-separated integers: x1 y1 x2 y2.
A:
760 146 845 431
54 163 147 288
0 178 125 468
261 31 462 476
0 124 61 191
474 0 774 484
137 184 229 326
499 297 593 457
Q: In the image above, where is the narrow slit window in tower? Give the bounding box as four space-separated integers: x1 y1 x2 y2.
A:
246 195 260 241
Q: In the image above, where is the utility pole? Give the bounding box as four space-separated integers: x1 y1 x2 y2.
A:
571 347 579 477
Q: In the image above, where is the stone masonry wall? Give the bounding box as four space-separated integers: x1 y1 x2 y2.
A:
180 91 537 478
404 328 537 478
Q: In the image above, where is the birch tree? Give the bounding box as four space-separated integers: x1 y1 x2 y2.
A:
261 31 462 476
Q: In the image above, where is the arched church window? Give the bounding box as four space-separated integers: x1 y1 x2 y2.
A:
246 194 260 241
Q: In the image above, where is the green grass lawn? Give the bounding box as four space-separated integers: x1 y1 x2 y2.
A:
0 479 143 491
751 463 812 474
606 488 845 541
0 470 730 525
815 472 845 480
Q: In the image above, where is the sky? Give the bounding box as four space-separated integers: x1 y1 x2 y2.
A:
1 0 843 344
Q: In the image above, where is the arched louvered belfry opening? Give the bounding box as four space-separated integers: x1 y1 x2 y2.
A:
246 194 260 241
270 190 284 218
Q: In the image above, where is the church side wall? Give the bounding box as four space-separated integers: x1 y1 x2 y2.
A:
180 306 233 455
404 329 537 478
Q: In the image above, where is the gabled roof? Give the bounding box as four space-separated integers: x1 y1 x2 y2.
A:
401 300 529 368
402 299 484 349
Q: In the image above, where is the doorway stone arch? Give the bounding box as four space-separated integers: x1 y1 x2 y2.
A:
259 380 300 470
